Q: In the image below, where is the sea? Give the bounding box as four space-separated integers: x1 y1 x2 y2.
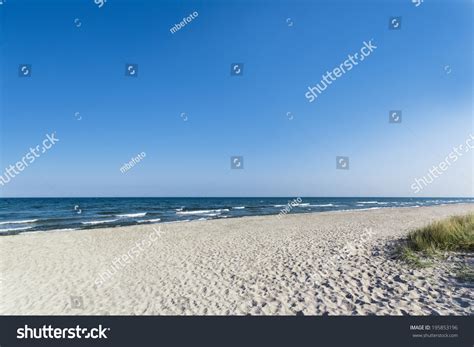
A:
0 197 473 235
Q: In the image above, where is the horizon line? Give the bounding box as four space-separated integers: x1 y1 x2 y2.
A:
1 196 473 199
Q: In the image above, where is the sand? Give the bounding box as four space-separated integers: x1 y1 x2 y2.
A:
1 204 473 315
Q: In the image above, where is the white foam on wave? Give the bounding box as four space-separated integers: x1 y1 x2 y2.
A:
82 219 118 225
275 203 310 208
232 206 245 209
116 212 147 218
0 226 34 233
137 218 161 223
0 219 38 225
309 204 335 207
357 201 389 205
176 209 229 215
176 210 211 215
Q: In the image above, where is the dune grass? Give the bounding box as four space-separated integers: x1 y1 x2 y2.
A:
399 214 474 268
405 214 474 253
398 246 432 268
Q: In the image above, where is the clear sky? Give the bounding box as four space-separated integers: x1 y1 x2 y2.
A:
0 0 472 197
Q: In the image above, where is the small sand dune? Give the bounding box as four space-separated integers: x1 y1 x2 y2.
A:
1 204 473 315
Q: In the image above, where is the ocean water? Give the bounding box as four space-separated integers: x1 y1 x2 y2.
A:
0 197 473 235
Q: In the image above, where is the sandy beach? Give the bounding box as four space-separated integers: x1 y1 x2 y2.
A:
1 204 473 315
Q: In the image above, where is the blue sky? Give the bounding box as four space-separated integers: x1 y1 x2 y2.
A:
0 0 472 197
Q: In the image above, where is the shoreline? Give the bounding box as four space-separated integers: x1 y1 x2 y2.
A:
7 202 474 236
1 204 473 315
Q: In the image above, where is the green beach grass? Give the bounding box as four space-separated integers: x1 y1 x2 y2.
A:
399 214 474 269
